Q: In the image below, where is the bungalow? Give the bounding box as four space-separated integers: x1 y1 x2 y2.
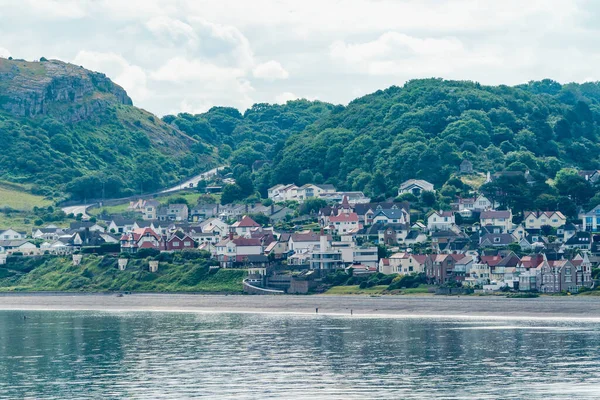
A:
296 184 336 201
523 211 566 229
107 218 136 234
427 211 455 232
0 229 27 240
0 240 37 255
480 210 512 233
32 227 65 241
398 179 435 197
69 222 105 233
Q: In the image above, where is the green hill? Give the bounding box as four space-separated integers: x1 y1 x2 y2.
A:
0 57 216 201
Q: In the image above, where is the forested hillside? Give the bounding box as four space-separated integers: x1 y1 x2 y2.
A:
0 57 215 201
213 78 600 216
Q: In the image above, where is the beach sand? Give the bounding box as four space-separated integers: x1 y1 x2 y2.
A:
1 293 600 319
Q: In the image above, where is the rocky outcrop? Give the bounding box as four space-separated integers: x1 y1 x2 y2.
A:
0 58 132 123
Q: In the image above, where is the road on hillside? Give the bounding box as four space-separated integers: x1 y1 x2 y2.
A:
62 205 92 219
160 166 227 193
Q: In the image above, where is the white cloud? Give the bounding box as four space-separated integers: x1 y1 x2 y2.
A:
0 46 10 58
150 57 245 82
275 92 298 104
253 60 289 81
73 51 150 101
145 16 198 47
0 0 597 115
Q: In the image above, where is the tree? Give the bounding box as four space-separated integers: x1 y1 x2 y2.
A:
236 173 254 197
299 198 327 215
221 184 244 205
420 191 437 207
50 134 73 153
554 168 594 206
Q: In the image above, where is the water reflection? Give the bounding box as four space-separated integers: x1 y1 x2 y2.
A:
0 311 599 399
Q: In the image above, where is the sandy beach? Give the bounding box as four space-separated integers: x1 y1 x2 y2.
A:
1 293 600 319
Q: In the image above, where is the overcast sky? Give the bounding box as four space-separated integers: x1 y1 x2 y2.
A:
0 0 597 116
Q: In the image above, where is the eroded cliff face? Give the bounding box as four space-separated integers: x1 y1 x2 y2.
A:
0 58 132 122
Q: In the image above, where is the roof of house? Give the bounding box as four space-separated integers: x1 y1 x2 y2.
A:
480 255 502 266
374 209 406 219
430 210 454 218
524 211 566 219
399 179 434 190
168 203 188 210
329 213 359 223
291 232 332 242
565 232 592 245
480 233 514 246
232 215 261 228
481 210 511 219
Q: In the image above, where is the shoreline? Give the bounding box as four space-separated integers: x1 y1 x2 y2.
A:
2 293 600 320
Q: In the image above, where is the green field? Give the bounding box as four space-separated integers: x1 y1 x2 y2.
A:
0 184 52 210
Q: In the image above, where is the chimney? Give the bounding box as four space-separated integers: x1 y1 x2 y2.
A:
229 230 234 240
320 228 328 251
271 204 275 215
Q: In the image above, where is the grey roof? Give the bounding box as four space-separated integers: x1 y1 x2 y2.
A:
480 233 515 246
565 232 592 245
374 209 406 219
480 210 511 219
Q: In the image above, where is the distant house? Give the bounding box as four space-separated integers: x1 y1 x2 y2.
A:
120 228 163 253
578 170 600 183
580 205 600 232
164 232 196 251
0 228 27 240
157 204 189 222
69 222 105 233
215 236 264 268
231 215 261 236
328 212 360 235
288 232 331 252
200 218 229 237
372 208 409 225
563 232 592 251
427 210 455 231
479 233 515 247
296 184 336 201
480 210 512 233
398 179 435 197
523 211 566 230
107 218 136 234
459 160 473 174
142 200 160 220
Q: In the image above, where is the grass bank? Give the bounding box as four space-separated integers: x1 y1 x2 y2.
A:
0 254 245 293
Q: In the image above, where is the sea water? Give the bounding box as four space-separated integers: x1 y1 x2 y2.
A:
0 310 599 399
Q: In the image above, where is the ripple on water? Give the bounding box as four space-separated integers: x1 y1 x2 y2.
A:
0 311 599 399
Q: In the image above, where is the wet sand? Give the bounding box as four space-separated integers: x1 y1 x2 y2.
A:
1 293 600 319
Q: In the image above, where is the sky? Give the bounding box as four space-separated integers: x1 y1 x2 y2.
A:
0 0 598 116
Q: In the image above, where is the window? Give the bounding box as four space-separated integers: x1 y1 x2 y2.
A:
494 237 501 243
173 242 180 247
184 241 191 247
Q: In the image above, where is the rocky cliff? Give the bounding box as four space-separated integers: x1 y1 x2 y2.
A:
0 58 132 123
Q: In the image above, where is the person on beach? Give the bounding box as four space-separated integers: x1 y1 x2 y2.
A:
316 307 319 314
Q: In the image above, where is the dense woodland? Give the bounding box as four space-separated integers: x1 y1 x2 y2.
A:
163 79 600 218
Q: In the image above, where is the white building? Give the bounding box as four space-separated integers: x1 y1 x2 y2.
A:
523 211 566 229
480 210 513 233
398 179 435 196
427 211 455 231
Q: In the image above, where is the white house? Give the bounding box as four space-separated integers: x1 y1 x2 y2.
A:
200 218 229 237
231 215 262 236
372 208 409 225
328 212 360 235
480 210 512 233
398 179 435 196
0 229 26 240
386 252 428 274
289 232 331 252
296 184 336 201
427 211 455 231
524 211 566 229
215 237 263 267
580 205 600 232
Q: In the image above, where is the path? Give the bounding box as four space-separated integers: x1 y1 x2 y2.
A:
160 166 226 193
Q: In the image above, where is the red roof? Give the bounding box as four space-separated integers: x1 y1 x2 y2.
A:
139 241 159 249
234 216 261 228
329 212 358 223
480 255 502 267
412 255 428 264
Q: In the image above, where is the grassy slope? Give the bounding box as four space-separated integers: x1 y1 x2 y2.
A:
325 284 433 295
89 192 221 217
0 183 52 210
0 255 246 293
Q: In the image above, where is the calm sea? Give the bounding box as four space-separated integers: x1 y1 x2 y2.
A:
0 310 599 399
